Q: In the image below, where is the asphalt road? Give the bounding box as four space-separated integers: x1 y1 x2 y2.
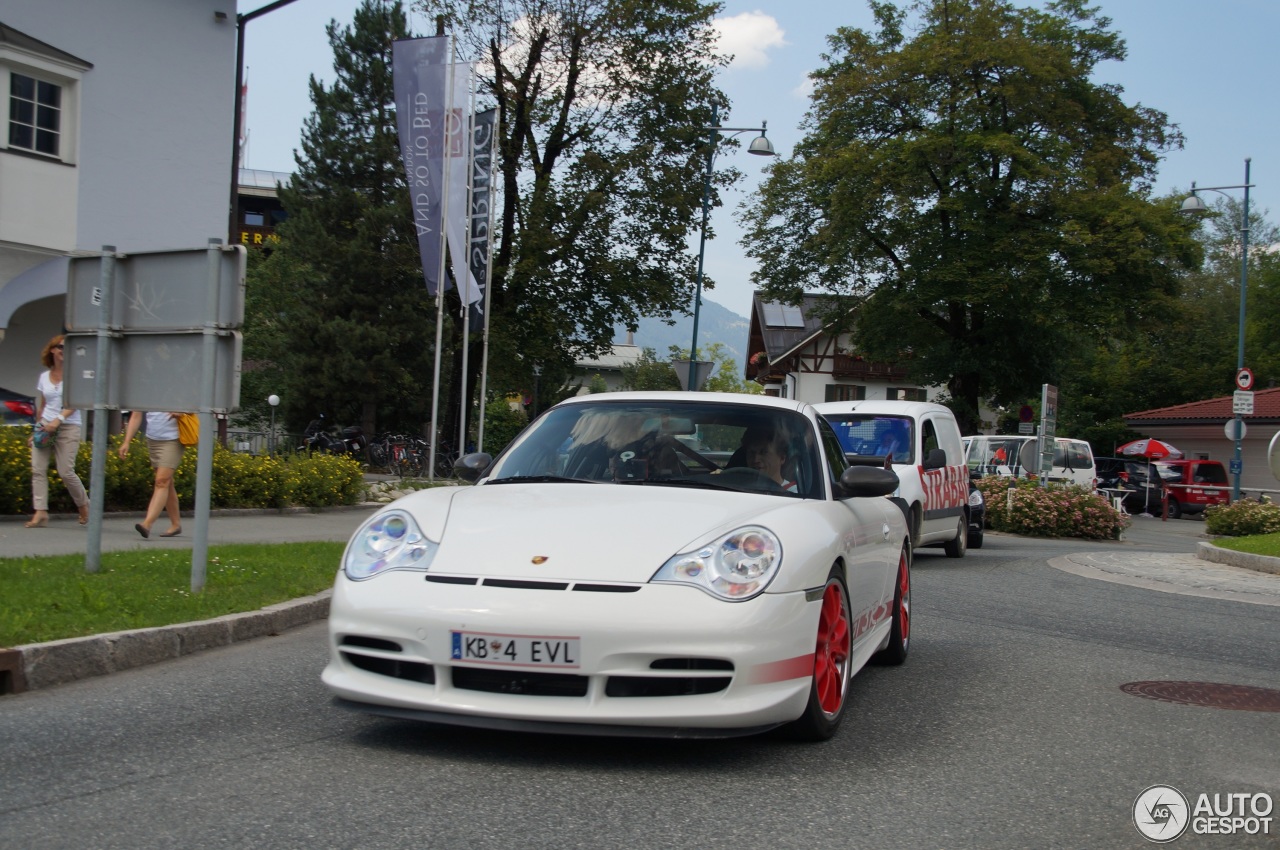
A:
1 523 1277 850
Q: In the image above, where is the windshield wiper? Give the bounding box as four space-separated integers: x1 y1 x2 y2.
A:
487 475 595 484
614 477 743 491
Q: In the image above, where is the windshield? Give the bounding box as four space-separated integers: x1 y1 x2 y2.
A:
487 400 822 498
823 414 914 464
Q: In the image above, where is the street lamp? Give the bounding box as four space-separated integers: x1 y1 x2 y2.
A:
687 105 776 391
1179 157 1254 501
267 393 280 455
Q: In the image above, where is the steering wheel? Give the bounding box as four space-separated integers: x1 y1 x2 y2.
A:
717 467 786 493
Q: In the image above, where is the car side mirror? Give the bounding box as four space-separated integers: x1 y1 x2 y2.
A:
454 452 493 482
836 465 900 499
923 448 947 470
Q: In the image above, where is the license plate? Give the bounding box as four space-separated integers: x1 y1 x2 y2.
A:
450 630 581 668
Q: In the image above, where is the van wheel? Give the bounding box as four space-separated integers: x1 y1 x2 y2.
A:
1166 498 1182 520
943 515 967 558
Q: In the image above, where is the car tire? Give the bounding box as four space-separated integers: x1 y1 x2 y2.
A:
968 526 984 549
780 567 852 741
943 515 967 558
872 546 911 666
1165 498 1182 520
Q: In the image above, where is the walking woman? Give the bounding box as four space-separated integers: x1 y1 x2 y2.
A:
118 411 185 538
26 334 90 528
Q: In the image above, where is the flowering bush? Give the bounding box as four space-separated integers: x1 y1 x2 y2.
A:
1204 498 1280 537
749 351 768 366
1 426 364 515
975 475 1128 540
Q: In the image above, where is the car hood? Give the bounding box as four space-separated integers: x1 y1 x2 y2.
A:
395 482 793 582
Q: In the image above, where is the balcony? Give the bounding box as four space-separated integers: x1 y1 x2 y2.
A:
831 354 909 381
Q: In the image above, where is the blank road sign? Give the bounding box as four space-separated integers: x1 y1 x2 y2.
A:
66 247 246 332
64 332 242 413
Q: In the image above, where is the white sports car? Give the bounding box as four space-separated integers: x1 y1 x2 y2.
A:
323 392 912 740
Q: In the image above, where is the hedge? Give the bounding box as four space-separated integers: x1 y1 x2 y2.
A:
2 426 364 515
975 475 1128 540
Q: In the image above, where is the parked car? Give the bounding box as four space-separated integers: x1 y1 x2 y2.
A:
1 386 37 427
1151 459 1230 519
1093 458 1226 519
324 392 912 740
816 400 971 557
964 435 1096 489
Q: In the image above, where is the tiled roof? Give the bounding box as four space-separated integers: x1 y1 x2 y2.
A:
1125 387 1280 422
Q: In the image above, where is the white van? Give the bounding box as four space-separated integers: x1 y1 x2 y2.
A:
964 435 1096 489
816 400 971 557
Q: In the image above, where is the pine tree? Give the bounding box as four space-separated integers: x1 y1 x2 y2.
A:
253 0 440 437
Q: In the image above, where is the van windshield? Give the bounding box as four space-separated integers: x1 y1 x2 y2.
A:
822 414 914 464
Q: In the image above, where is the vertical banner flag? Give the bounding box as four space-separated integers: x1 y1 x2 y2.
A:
444 64 482 309
392 36 450 295
467 108 497 333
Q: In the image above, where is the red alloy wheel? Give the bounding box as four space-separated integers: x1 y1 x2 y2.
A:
813 580 851 715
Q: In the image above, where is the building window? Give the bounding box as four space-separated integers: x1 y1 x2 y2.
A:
9 72 61 156
826 384 866 402
888 387 927 402
243 210 265 226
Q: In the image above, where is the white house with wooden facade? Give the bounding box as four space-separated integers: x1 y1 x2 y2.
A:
744 293 938 405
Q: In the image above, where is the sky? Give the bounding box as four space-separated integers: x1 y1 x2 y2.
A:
241 0 1277 325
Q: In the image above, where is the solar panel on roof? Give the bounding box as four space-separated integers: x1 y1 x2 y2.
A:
761 301 806 328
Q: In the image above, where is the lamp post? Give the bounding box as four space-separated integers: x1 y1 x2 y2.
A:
226 0 300 244
687 106 776 391
267 393 280 456
1179 157 1254 501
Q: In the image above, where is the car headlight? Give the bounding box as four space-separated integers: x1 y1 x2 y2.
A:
969 487 984 508
343 510 437 581
651 526 782 601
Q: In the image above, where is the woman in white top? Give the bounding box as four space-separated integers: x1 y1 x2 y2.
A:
26 335 90 528
118 410 186 538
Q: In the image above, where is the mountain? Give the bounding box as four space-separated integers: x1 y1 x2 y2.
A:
612 298 751 367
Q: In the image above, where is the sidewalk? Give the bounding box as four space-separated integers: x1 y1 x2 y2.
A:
3 506 1279 696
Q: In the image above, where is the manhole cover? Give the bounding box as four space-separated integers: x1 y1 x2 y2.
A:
1121 681 1280 713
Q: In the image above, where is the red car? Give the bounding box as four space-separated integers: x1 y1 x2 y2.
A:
1 386 36 427
1152 460 1230 519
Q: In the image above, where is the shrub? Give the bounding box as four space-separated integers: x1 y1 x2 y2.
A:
1204 498 1280 537
975 475 1128 540
480 397 528 457
1 426 364 514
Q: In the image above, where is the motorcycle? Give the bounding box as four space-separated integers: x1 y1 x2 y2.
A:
300 415 367 460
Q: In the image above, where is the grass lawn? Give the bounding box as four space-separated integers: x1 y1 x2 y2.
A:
0 542 344 647
1212 532 1280 558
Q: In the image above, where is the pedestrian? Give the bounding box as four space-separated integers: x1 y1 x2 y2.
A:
25 335 91 528
118 410 185 538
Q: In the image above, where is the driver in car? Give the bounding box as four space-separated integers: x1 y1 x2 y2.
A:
740 426 798 492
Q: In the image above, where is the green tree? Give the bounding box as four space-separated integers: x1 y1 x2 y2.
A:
426 0 734 395
742 0 1200 433
252 0 439 437
621 348 681 391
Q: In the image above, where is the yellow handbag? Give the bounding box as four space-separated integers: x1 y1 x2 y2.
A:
177 413 199 446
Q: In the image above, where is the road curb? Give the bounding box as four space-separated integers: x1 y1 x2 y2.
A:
1197 540 1280 575
6 590 331 695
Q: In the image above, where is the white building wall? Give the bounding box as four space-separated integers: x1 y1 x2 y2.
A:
0 0 235 392
4 0 236 253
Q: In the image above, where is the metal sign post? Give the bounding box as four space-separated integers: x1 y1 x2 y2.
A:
65 243 245 590
83 247 117 574
1038 384 1058 488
